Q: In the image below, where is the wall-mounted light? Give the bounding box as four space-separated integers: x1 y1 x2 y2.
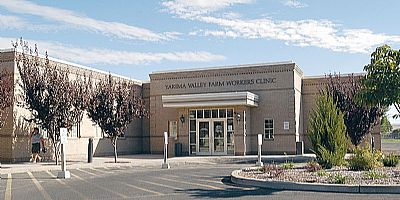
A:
234 112 241 122
180 114 185 124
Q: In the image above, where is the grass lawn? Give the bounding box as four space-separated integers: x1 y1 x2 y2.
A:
382 138 400 143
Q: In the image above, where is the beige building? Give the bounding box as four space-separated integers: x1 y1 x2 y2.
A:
0 49 380 162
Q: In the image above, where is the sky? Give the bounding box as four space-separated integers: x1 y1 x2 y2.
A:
0 0 400 123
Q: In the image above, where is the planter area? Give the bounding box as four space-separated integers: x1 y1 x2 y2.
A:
231 164 400 194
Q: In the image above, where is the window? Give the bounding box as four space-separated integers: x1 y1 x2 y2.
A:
94 124 103 138
70 122 80 138
264 119 274 139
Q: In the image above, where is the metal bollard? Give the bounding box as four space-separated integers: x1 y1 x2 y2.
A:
88 138 93 163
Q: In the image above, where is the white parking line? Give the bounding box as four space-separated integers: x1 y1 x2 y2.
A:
139 179 183 190
158 176 224 190
70 173 129 199
27 172 52 200
4 173 12 200
120 182 163 196
45 171 89 200
76 168 97 176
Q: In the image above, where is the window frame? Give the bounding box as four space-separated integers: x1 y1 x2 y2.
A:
264 118 274 140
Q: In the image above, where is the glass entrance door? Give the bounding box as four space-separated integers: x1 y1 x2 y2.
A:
213 120 226 154
198 121 210 153
196 119 226 155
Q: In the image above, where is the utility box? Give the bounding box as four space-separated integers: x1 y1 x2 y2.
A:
175 143 182 157
296 141 304 155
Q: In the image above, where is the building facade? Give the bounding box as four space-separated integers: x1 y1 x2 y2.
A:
0 49 381 162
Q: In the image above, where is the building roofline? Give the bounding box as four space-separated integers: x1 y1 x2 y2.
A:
1 48 143 85
304 72 366 79
151 61 295 75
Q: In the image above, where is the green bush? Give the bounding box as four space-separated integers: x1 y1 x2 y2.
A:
365 170 386 180
348 145 383 171
307 92 348 169
329 173 347 184
383 153 399 167
281 162 294 170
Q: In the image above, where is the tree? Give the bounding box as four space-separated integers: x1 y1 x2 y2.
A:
360 45 400 118
308 92 348 169
13 38 89 164
0 69 13 128
326 73 384 146
87 74 147 163
380 115 392 135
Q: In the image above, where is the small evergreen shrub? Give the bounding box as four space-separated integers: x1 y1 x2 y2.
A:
348 145 383 171
383 153 399 167
305 161 322 172
307 92 348 169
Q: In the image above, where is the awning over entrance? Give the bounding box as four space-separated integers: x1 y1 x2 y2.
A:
162 91 259 108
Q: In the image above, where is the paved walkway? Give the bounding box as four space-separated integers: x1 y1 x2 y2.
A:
0 154 316 175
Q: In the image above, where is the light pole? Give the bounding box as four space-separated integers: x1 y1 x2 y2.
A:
256 134 263 167
57 128 70 179
162 132 170 169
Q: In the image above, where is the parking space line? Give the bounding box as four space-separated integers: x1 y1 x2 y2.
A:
70 173 129 199
165 173 222 185
158 176 224 190
27 171 52 200
91 167 113 174
45 171 65 185
45 171 89 200
76 168 97 176
4 173 12 200
120 182 163 196
139 179 183 190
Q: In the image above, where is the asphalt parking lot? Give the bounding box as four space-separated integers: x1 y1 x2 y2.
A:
2 163 400 200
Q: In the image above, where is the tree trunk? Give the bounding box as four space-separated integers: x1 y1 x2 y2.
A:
112 138 118 163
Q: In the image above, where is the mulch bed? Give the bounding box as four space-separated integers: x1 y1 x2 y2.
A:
239 165 400 185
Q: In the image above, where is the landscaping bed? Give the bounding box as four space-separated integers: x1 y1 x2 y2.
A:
239 164 400 185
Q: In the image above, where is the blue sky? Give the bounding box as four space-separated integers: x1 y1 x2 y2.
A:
1 0 400 123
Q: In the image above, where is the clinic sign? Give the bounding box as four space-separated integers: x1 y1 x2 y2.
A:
165 77 277 90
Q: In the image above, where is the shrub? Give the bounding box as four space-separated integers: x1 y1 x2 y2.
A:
383 153 399 167
365 170 386 180
329 173 347 184
305 161 322 172
262 164 284 178
317 170 327 177
348 145 383 171
281 162 294 170
308 92 348 169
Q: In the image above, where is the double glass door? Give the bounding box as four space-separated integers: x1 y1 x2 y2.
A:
197 119 227 155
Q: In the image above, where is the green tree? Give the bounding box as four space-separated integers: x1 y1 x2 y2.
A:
326 73 384 146
360 44 400 118
86 74 147 163
308 92 348 169
380 115 392 134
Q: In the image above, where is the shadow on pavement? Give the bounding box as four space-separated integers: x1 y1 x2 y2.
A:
177 176 281 198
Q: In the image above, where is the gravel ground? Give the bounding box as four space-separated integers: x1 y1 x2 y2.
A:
240 165 400 185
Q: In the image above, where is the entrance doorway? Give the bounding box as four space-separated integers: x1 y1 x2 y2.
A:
197 119 227 155
189 109 235 155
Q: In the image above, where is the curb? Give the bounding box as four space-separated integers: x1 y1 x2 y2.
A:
231 170 400 194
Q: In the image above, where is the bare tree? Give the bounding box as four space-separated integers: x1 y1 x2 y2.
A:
87 74 147 163
0 69 13 128
13 38 89 164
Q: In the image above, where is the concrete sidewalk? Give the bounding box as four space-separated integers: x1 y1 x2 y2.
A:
0 154 316 175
